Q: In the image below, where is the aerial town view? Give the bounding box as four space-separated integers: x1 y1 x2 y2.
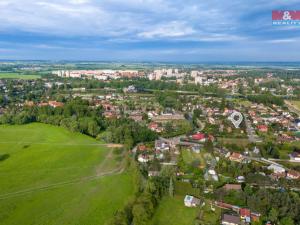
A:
0 1 300 225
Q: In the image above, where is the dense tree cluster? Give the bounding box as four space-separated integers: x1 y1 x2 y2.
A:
247 94 284 106
100 118 158 149
0 98 105 137
0 98 157 147
214 187 300 225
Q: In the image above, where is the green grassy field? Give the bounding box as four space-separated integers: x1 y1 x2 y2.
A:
218 137 250 146
150 195 198 225
0 73 41 79
150 194 221 225
290 100 300 111
182 149 206 168
0 123 134 225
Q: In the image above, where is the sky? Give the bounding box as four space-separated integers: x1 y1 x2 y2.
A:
0 0 300 62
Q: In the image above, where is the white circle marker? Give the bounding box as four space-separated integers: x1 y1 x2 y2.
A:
228 111 243 128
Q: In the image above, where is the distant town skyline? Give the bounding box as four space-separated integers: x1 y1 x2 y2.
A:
0 0 300 61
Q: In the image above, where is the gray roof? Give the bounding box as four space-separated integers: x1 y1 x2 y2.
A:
222 214 241 225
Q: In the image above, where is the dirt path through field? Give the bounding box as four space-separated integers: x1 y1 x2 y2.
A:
0 144 125 200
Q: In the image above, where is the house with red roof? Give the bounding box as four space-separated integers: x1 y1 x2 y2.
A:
257 125 268 132
240 208 251 222
192 133 206 142
229 152 244 163
287 170 300 179
148 122 163 133
149 122 158 130
48 101 64 108
138 144 147 152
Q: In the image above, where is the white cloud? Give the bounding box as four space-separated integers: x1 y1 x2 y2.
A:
138 21 195 38
69 0 90 4
0 0 299 46
266 39 299 43
0 0 240 40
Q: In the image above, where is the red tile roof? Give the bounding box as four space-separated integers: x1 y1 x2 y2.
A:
192 133 205 140
240 208 251 217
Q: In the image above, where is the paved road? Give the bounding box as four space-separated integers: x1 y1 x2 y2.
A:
248 183 300 192
243 114 262 143
268 158 300 163
244 156 285 167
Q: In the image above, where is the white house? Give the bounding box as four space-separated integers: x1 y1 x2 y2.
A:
155 140 170 152
290 151 300 161
138 154 149 163
267 164 285 174
184 195 200 207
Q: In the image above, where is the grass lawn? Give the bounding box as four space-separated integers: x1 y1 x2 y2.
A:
182 149 206 168
0 123 135 225
0 73 41 79
150 195 199 225
150 195 221 225
218 137 249 146
290 100 300 111
233 99 253 107
200 200 221 224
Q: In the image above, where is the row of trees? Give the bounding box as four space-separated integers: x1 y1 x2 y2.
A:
247 94 284 106
108 161 174 225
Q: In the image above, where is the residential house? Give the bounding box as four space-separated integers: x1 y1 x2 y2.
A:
267 164 285 174
240 208 251 223
192 133 206 142
184 195 200 207
290 151 300 161
224 184 242 191
236 176 245 183
191 144 201 153
148 122 163 133
257 125 268 132
287 170 300 179
129 111 143 122
137 144 147 152
137 154 153 163
229 152 244 163
155 150 165 160
152 113 185 123
155 140 170 151
279 133 295 142
221 214 241 225
48 101 64 108
103 111 118 119
205 169 219 181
